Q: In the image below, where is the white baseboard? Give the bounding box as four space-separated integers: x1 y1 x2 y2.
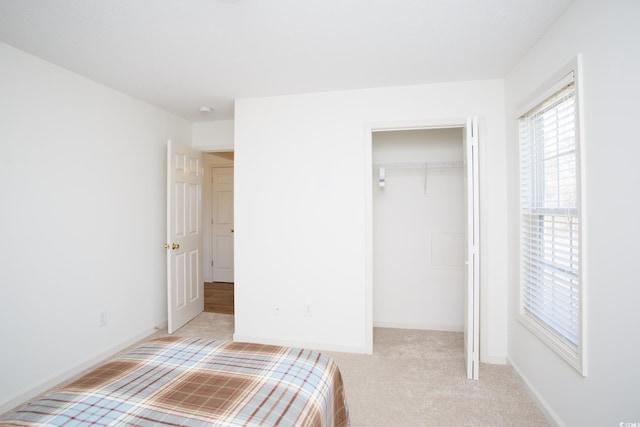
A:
154 320 168 330
481 355 507 364
507 357 565 427
0 327 159 416
373 321 463 332
232 334 369 355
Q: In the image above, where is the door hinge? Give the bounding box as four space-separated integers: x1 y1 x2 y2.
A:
211 260 214 267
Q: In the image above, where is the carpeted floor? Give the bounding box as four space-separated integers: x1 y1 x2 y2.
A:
161 312 549 427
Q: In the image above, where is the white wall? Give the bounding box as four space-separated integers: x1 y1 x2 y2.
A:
234 80 507 362
192 120 234 151
372 129 465 331
0 42 191 412
505 0 640 424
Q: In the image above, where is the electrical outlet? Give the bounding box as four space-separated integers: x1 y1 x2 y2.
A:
99 310 107 327
304 304 312 317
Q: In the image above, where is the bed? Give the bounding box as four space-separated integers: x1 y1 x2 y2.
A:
1 336 350 426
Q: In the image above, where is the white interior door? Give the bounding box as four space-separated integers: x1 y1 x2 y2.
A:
211 167 234 282
463 117 480 380
166 140 204 334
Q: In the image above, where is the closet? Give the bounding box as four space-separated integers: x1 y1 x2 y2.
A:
372 128 465 332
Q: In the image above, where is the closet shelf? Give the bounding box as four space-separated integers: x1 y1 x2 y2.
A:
372 160 463 170
374 160 463 194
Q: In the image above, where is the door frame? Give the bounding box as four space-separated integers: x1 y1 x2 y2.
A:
363 118 479 374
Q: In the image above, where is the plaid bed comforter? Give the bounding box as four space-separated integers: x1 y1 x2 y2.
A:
2 337 349 426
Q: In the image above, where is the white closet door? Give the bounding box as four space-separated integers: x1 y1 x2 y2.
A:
463 117 480 380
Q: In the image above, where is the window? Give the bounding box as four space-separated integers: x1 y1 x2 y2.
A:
518 60 585 374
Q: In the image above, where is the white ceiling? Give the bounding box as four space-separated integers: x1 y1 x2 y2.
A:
0 0 571 121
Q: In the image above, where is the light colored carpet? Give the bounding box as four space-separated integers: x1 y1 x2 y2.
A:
163 313 549 427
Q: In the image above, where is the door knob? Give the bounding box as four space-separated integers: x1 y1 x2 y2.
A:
164 243 180 250
230 228 234 233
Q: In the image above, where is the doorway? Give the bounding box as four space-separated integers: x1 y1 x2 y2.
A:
203 151 235 315
372 128 465 331
365 118 479 379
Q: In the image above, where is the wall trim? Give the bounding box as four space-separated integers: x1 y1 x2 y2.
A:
482 355 507 365
0 327 160 416
196 144 234 152
507 356 565 427
373 322 463 332
233 334 370 355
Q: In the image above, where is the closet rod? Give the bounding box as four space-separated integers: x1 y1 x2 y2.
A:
374 160 463 194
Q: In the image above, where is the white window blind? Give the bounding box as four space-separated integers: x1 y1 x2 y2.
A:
519 71 583 372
